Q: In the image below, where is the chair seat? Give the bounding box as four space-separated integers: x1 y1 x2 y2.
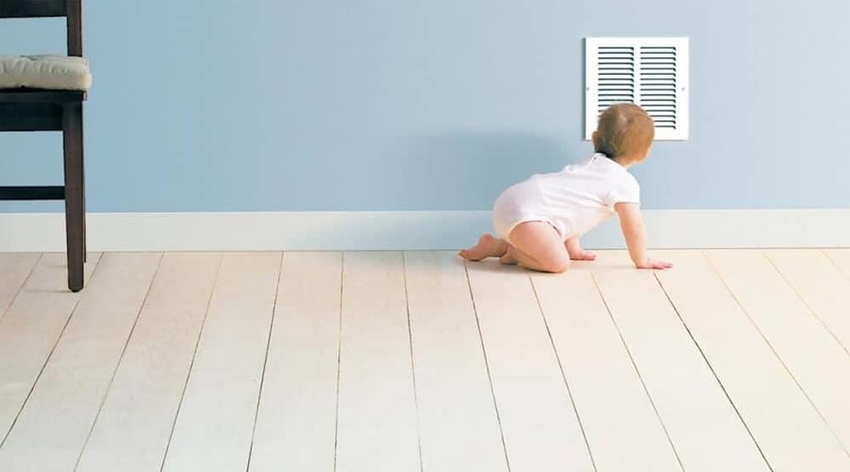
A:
0 55 92 91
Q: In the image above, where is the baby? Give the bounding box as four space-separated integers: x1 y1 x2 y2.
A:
460 103 672 272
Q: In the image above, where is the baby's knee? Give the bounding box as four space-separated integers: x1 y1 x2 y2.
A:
541 255 570 274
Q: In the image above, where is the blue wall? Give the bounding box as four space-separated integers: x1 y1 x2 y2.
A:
2 0 849 213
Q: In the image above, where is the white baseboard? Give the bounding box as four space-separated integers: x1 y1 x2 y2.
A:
1 209 848 252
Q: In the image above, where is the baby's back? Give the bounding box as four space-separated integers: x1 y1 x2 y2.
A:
534 153 641 236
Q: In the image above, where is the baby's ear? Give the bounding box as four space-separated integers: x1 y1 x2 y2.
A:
591 131 599 147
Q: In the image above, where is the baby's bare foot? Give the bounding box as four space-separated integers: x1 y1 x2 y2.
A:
460 234 509 261
569 250 597 261
499 246 519 265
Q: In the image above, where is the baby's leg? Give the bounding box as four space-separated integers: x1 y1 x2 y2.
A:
459 233 510 261
500 221 570 273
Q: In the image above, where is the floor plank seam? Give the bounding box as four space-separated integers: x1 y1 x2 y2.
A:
822 250 850 281
332 253 345 472
0 253 43 326
244 252 285 472
72 253 164 471
158 254 225 472
529 275 598 472
763 252 850 359
401 253 426 472
590 272 686 472
652 272 775 472
462 260 512 472
701 251 850 460
1 253 103 448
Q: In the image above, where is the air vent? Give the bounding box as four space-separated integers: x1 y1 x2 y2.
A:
585 37 689 141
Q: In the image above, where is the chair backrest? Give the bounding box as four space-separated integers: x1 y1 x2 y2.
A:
0 0 83 57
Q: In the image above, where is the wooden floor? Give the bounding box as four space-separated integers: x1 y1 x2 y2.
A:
1 250 850 472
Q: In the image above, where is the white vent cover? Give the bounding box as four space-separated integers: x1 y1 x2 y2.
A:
585 37 689 141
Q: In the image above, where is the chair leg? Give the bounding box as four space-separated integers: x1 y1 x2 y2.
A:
63 103 85 292
81 110 87 262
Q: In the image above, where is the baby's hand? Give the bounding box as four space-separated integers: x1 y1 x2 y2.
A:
636 258 673 270
565 238 596 262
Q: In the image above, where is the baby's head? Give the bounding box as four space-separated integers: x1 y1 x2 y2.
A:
592 103 655 165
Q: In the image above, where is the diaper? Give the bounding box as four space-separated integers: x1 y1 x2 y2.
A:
492 177 565 244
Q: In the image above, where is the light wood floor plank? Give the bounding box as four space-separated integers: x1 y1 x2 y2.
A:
248 252 342 472
0 253 40 322
3 248 848 471
0 252 101 443
766 249 850 354
531 269 681 472
75 253 221 472
657 250 850 471
162 253 281 472
706 250 850 452
0 253 161 472
335 252 421 472
593 251 769 472
465 261 594 472
825 249 850 278
404 252 508 472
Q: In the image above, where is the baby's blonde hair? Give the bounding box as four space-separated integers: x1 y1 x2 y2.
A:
592 103 655 160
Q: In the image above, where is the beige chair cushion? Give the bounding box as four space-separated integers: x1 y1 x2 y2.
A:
0 55 92 91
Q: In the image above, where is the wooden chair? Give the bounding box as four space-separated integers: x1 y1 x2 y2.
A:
0 0 90 292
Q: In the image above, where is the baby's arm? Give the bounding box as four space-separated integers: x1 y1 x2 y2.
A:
614 202 673 270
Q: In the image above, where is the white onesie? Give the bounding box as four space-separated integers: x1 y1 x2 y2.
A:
492 153 640 243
